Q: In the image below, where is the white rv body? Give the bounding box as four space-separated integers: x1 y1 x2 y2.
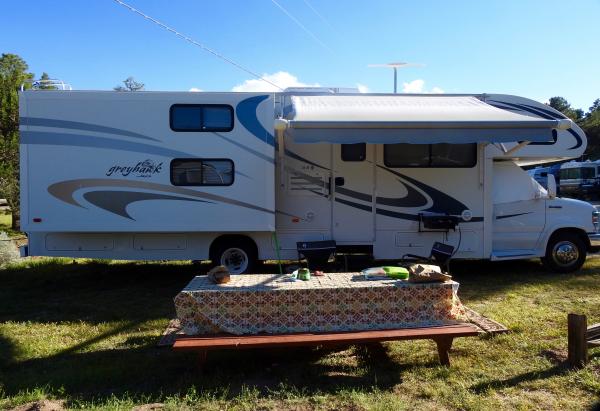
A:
18 90 599 272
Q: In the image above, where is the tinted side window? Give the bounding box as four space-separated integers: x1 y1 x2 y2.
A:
582 167 595 179
170 159 234 186
341 143 366 161
430 144 476 167
384 143 476 168
384 144 429 167
170 105 233 132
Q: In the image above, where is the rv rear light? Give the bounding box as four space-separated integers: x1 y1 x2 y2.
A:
33 218 42 223
593 211 599 230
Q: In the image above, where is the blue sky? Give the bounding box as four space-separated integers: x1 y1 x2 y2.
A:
2 0 599 110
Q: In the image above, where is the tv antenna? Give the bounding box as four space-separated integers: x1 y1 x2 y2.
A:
368 62 424 93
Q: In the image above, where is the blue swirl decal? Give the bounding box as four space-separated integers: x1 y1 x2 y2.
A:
236 95 275 147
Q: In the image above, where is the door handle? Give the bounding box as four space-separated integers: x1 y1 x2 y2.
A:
335 177 345 187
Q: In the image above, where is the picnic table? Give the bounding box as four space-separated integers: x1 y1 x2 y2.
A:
173 272 478 366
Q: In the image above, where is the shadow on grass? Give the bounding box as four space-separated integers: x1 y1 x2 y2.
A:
0 259 200 324
2 340 413 401
471 350 600 395
448 257 600 301
470 363 570 393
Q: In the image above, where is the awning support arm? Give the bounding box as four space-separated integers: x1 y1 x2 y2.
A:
503 140 531 156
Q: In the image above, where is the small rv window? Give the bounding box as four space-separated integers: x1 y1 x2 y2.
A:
170 159 234 186
170 104 233 132
341 143 366 161
384 143 476 168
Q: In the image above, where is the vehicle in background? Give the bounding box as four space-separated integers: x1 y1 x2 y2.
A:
527 164 561 193
559 160 600 199
528 166 550 187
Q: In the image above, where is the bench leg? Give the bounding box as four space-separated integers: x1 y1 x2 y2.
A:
434 337 454 366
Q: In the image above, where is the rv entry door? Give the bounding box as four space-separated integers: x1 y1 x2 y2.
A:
332 144 375 243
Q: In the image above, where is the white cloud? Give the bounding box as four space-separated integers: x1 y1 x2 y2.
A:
189 87 203 92
402 79 444 94
231 71 319 92
356 83 369 93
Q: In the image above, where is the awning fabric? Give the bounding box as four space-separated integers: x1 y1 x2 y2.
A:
283 95 570 144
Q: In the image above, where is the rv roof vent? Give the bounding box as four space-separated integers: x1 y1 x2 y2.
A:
21 78 72 91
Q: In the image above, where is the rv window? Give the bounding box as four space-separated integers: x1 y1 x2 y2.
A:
582 167 595 179
170 159 234 186
383 144 430 167
430 144 477 167
170 104 233 132
384 143 476 168
341 143 366 161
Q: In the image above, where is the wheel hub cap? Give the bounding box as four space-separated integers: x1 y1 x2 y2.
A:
220 248 248 274
553 241 578 266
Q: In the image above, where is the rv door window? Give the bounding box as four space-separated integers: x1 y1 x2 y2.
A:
341 143 366 161
170 104 233 132
170 159 234 186
384 143 476 168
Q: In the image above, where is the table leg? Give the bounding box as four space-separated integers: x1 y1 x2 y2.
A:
434 337 454 366
198 350 208 368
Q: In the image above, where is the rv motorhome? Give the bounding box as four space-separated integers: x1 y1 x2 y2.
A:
559 160 600 199
18 89 600 273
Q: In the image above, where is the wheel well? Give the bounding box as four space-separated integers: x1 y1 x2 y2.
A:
209 234 258 261
546 228 590 251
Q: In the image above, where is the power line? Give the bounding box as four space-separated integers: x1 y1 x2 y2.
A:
111 0 283 90
269 0 331 52
301 0 338 35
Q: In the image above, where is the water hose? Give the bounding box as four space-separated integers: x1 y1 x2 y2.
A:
272 231 283 274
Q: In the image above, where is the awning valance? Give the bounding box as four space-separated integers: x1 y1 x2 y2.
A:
281 95 570 144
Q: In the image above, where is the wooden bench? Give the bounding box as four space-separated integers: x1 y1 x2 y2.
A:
173 323 481 366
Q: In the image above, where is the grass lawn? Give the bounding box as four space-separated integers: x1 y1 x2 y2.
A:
0 257 599 410
0 213 21 239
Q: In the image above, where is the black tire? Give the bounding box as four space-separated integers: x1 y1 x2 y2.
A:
210 237 257 274
541 232 587 273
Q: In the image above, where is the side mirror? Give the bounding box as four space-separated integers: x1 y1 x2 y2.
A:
547 174 557 199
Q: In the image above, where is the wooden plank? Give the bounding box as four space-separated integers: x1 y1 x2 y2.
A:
588 339 600 348
568 313 588 368
173 324 480 351
587 323 600 340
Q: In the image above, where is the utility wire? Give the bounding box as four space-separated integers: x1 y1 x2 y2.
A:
301 0 338 35
111 0 283 90
269 0 331 52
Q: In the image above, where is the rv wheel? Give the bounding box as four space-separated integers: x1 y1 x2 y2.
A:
542 232 586 273
211 239 257 274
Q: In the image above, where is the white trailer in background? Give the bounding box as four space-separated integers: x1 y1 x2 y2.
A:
19 89 600 273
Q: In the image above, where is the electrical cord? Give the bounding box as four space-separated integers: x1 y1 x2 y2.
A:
450 224 462 259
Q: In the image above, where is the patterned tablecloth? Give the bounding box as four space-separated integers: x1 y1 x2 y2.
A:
174 273 467 336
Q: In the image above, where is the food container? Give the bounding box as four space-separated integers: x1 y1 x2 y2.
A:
298 268 311 281
382 266 409 279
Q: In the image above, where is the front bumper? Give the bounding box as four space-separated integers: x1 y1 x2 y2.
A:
588 233 600 249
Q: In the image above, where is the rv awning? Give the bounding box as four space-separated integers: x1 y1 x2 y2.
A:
281 95 571 144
